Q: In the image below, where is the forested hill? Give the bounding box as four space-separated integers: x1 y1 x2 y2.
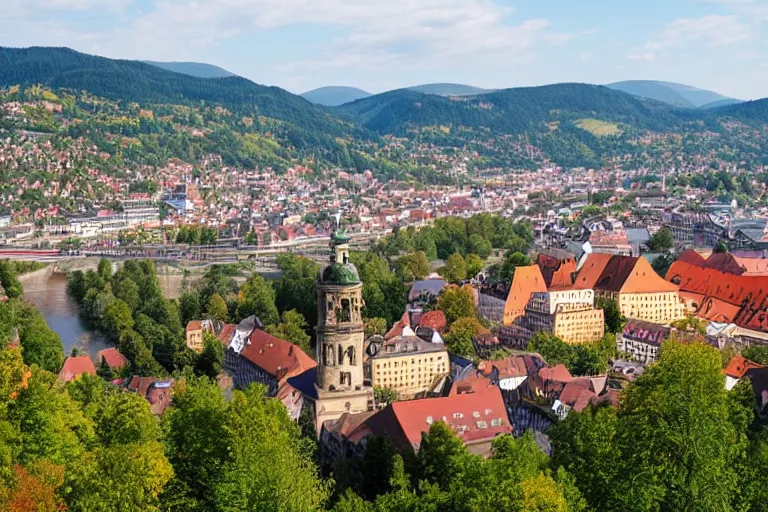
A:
0 46 364 141
334 83 703 136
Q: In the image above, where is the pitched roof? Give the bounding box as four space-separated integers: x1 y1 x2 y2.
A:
385 312 411 340
97 348 128 369
477 353 546 380
59 356 96 382
559 382 597 412
537 253 577 289
366 387 512 451
724 354 765 380
572 253 613 290
418 310 447 333
622 320 670 346
504 265 547 323
240 329 317 383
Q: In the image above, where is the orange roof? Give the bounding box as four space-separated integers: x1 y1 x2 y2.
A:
537 253 577 288
385 312 411 340
504 265 547 324
97 348 127 369
724 354 765 379
666 260 768 331
240 329 317 383
186 320 202 332
619 257 678 293
59 356 96 382
572 253 613 290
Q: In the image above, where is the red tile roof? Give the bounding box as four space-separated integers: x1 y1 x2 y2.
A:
366 387 512 451
537 253 577 288
724 354 765 380
97 348 128 369
571 253 613 290
186 320 202 332
59 356 96 382
559 382 596 412
240 329 317 383
385 312 411 340
418 310 447 333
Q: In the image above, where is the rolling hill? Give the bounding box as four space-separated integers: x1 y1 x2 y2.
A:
334 84 699 136
607 80 741 109
0 46 363 141
407 83 494 96
141 60 236 78
300 86 371 106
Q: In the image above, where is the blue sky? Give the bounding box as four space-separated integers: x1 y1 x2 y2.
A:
2 0 768 99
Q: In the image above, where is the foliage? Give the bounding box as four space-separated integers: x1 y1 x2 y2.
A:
274 254 320 328
205 293 229 323
440 252 468 284
596 298 626 334
364 318 388 338
527 332 614 376
647 226 674 251
651 252 677 278
444 317 481 357
351 252 407 327
374 387 399 406
266 310 313 355
236 274 279 325
195 333 225 378
436 286 476 325
498 251 532 284
394 252 431 282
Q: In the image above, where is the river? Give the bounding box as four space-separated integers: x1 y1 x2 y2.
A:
20 270 188 358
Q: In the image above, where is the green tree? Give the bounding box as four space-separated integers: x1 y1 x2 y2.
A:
364 317 388 338
179 291 202 327
417 421 472 491
714 240 729 253
647 226 674 251
113 278 141 312
195 332 225 378
205 293 229 323
467 234 492 259
445 317 480 357
436 287 476 325
596 298 625 334
441 252 468 284
274 254 320 328
212 385 331 511
236 274 279 325
549 405 620 510
266 310 312 355
103 299 134 341
465 254 485 279
498 251 532 283
0 261 23 299
395 252 431 282
528 332 576 369
613 341 743 511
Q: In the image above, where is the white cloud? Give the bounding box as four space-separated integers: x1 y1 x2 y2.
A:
0 0 577 71
627 52 656 62
644 15 750 51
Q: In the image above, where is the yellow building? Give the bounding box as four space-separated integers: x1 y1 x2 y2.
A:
523 289 605 344
185 319 214 352
573 254 686 325
369 336 449 399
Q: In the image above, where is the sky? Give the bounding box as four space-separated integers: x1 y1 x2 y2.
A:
2 0 768 99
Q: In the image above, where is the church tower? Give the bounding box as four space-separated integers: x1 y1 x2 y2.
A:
313 232 372 428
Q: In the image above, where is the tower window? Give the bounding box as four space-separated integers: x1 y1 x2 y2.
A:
340 299 351 322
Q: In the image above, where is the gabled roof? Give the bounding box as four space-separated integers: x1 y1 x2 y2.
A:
724 354 765 380
366 387 512 451
97 348 128 369
240 329 317 383
572 253 613 290
59 356 96 382
504 265 547 323
537 252 577 288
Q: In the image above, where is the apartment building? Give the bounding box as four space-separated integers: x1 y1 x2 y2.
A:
369 335 449 399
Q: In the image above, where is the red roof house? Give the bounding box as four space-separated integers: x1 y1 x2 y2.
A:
59 356 97 383
97 348 128 370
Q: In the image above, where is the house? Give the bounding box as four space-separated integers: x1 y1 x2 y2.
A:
126 376 175 414
59 356 96 383
575 254 686 324
617 320 669 364
323 386 512 458
96 348 128 371
723 354 765 391
368 335 449 400
186 319 215 352
220 317 317 421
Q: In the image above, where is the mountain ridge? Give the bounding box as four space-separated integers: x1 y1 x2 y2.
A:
300 86 371 106
607 80 740 109
141 60 236 78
